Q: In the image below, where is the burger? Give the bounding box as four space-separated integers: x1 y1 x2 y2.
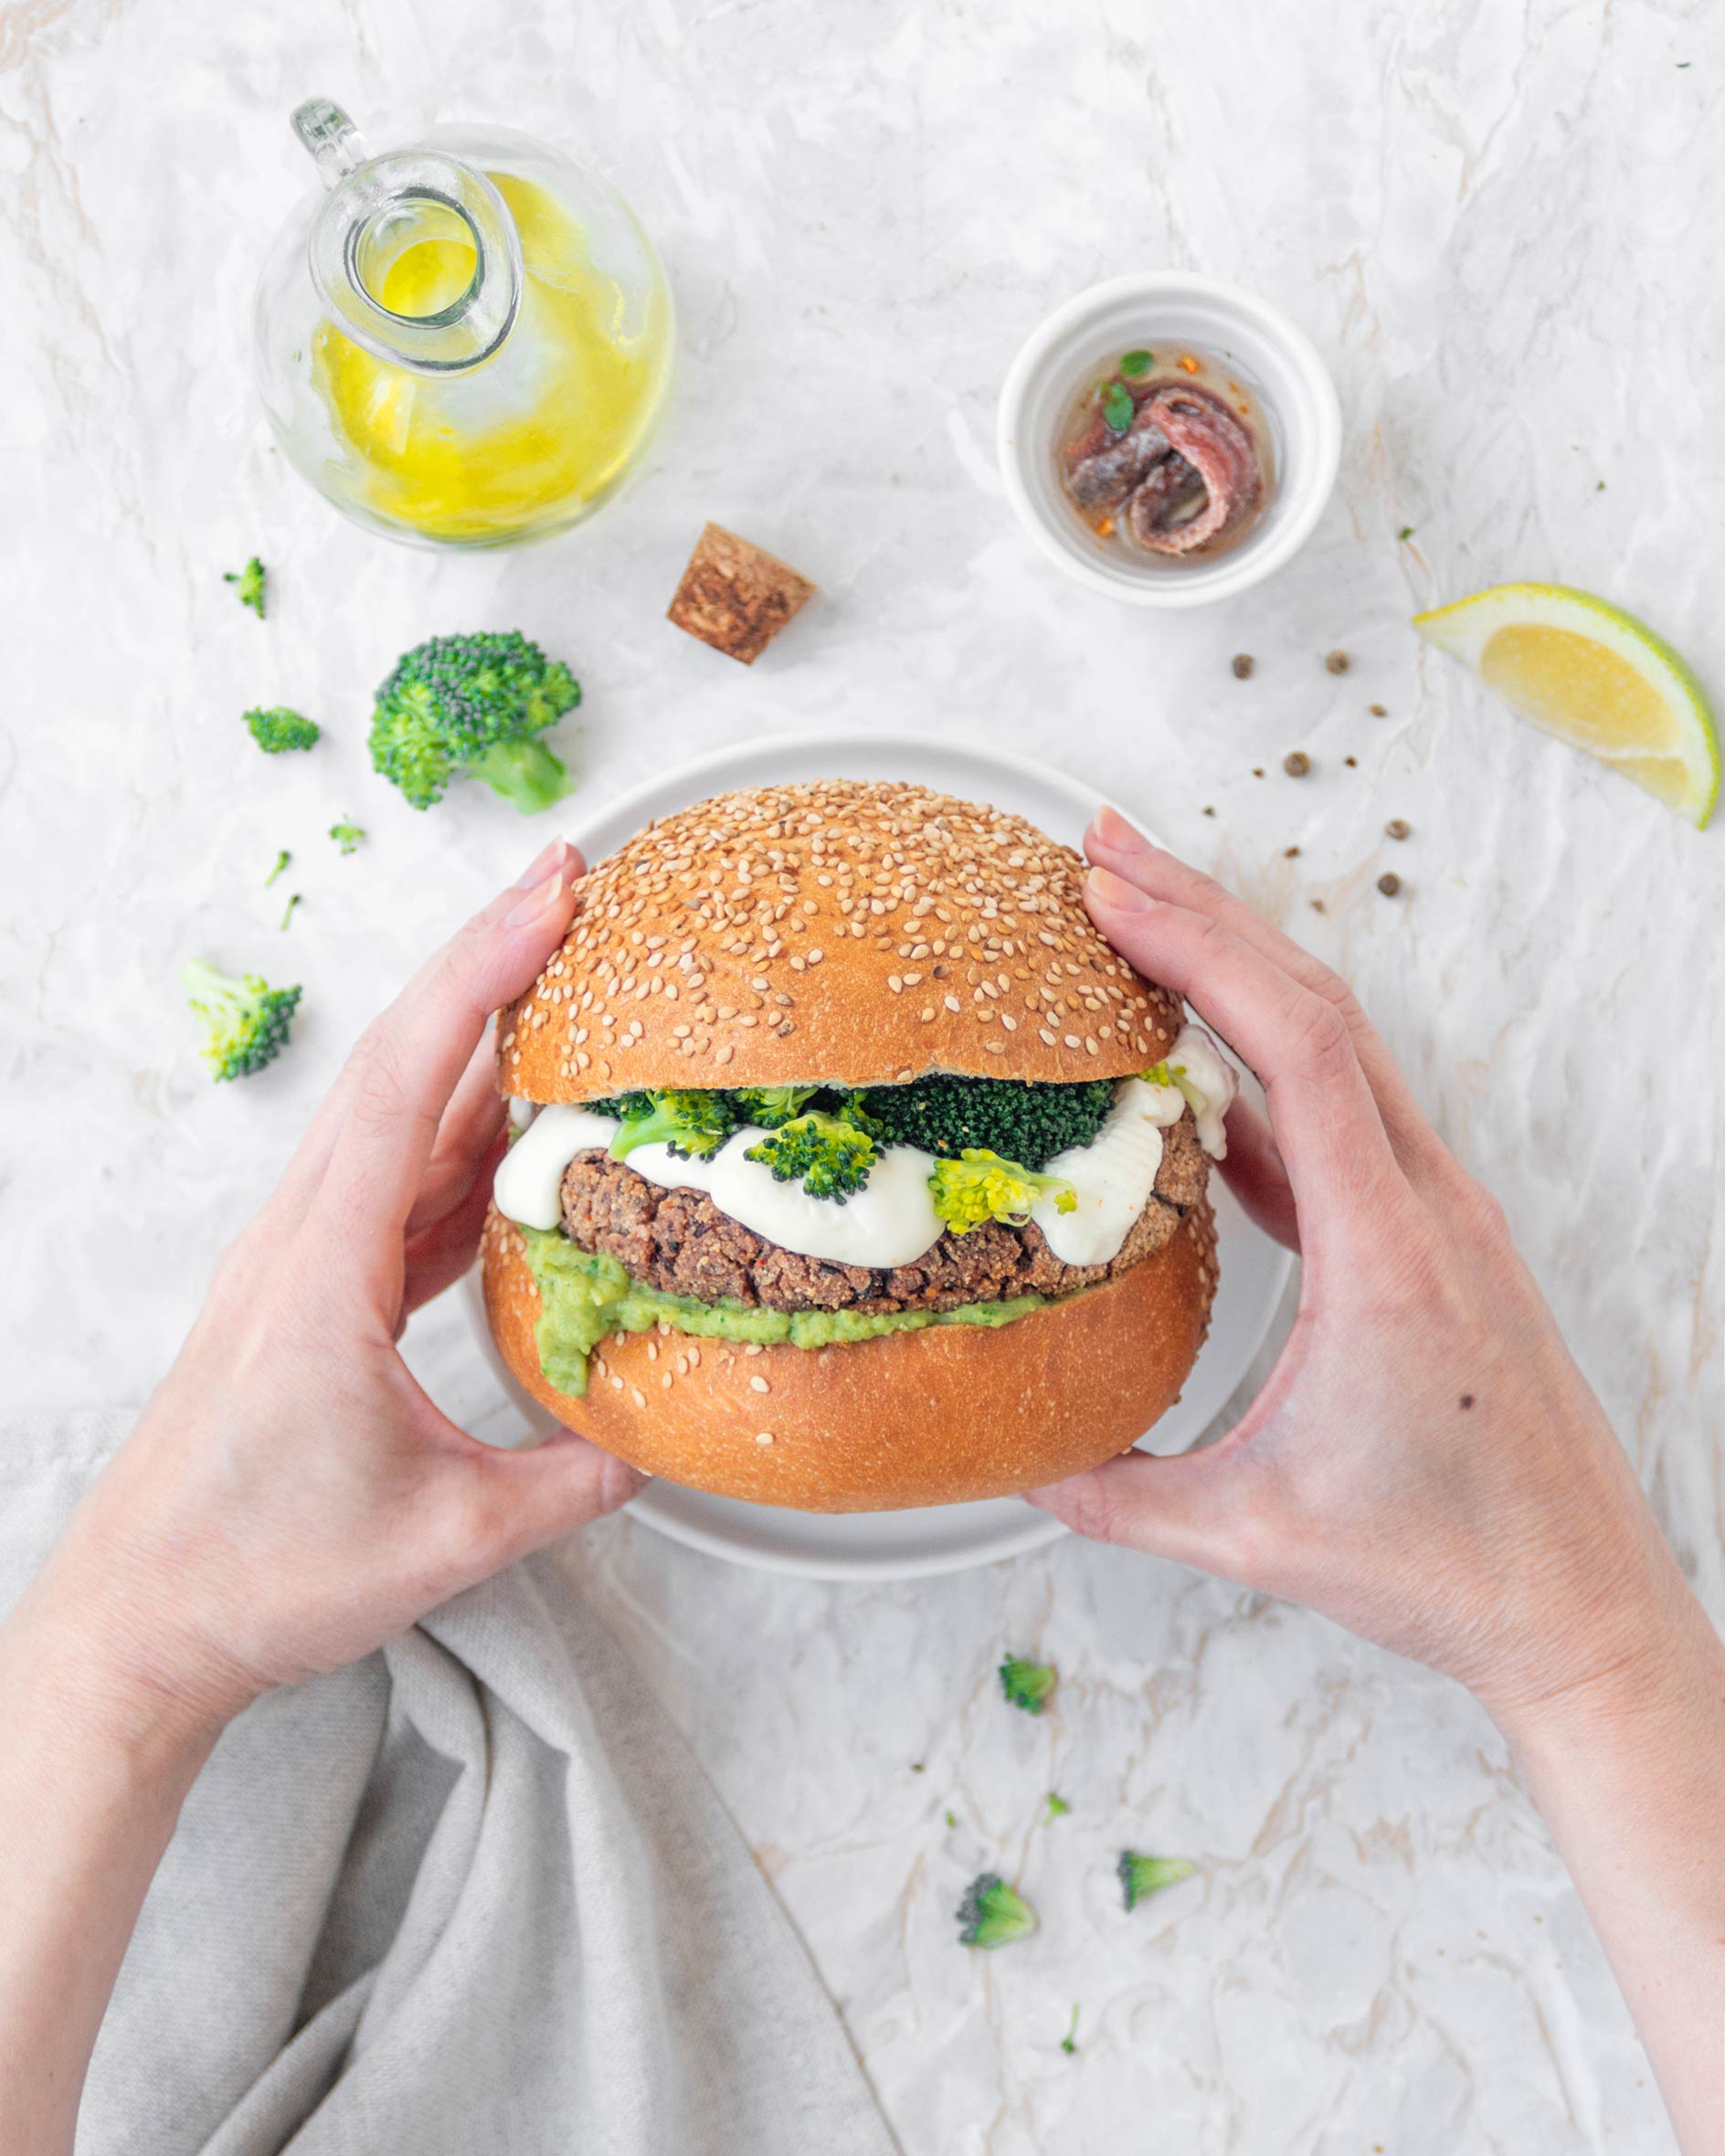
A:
482 779 1235 1511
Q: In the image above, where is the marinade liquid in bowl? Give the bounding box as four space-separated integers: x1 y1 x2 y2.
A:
1053 343 1276 567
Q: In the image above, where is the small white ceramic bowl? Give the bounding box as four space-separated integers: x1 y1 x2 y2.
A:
997 270 1341 608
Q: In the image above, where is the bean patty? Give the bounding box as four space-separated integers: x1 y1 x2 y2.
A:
558 1115 1209 1316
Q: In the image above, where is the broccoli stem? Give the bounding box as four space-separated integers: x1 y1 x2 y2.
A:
465 736 572 814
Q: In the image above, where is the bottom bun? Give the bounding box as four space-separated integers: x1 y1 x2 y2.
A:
481 1200 1218 1513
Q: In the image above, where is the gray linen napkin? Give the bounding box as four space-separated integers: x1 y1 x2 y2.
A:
0 1412 898 2156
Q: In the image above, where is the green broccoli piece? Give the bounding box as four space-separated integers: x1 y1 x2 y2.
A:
368 629 579 812
263 849 291 887
1045 1791 1071 1821
745 1110 877 1202
243 706 320 755
1061 2005 1080 2055
606 1088 739 1163
279 893 302 931
999 1654 1057 1716
328 819 365 855
224 555 266 619
859 1073 1114 1170
930 1150 1076 1235
1117 1852 1196 1911
957 1874 1037 1950
181 958 302 1081
733 1083 820 1128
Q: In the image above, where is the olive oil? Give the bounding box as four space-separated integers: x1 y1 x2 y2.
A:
310 172 672 545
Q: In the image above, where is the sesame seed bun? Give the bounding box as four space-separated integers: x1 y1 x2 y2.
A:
497 779 1182 1101
481 1197 1218 1511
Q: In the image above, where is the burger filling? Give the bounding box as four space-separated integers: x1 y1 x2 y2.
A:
495 1024 1235 1397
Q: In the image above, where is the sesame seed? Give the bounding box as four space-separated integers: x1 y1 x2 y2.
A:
945 995 961 1012
756 1432 775 1446
750 1375 770 1393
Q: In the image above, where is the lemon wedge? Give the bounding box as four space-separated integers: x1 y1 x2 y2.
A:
1413 583 1719 829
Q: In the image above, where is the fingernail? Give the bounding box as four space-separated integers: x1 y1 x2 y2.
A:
1091 803 1151 854
513 837 570 891
504 870 566 926
1086 864 1154 914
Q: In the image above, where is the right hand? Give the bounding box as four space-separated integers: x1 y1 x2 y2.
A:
1028 808 1699 1736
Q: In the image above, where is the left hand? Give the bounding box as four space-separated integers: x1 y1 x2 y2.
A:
14 836 640 1744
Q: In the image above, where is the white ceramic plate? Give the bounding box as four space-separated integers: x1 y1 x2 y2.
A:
460 731 1294 1580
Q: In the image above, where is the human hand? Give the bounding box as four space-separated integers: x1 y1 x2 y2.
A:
1029 808 1698 1732
14 837 640 1744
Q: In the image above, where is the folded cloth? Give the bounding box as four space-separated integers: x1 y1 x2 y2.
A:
0 1413 899 2156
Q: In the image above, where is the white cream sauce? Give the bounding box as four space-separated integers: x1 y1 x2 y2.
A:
710 1130 945 1270
1167 1021 1237 1159
492 1104 619 1231
1031 1077 1184 1266
492 1027 1239 1272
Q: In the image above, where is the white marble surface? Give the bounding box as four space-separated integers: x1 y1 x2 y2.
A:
4 3 1721 2150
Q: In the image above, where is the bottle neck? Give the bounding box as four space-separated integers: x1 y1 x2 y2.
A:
291 98 522 375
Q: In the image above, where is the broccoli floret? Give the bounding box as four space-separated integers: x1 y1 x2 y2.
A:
1117 1851 1196 1911
957 1874 1037 1950
745 1110 877 1202
607 1088 739 1162
181 958 302 1081
263 849 291 887
244 706 320 755
860 1074 1114 1170
1060 2005 1080 2055
328 819 365 855
1045 1791 1071 1821
224 555 266 619
999 1654 1057 1716
733 1083 820 1128
930 1150 1076 1235
368 630 579 812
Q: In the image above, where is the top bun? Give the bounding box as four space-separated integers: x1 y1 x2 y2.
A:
498 779 1182 1101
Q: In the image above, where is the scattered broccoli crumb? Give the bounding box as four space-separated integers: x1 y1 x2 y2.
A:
944 1809 958 1829
263 849 290 887
181 959 302 1081
1000 1655 1057 1716
1061 2005 1080 2055
957 1874 1037 1950
244 706 320 755
1118 1851 1196 1911
1045 1792 1071 1821
368 629 579 812
224 555 266 619
328 819 365 855
280 893 302 931
1397 525 1414 541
